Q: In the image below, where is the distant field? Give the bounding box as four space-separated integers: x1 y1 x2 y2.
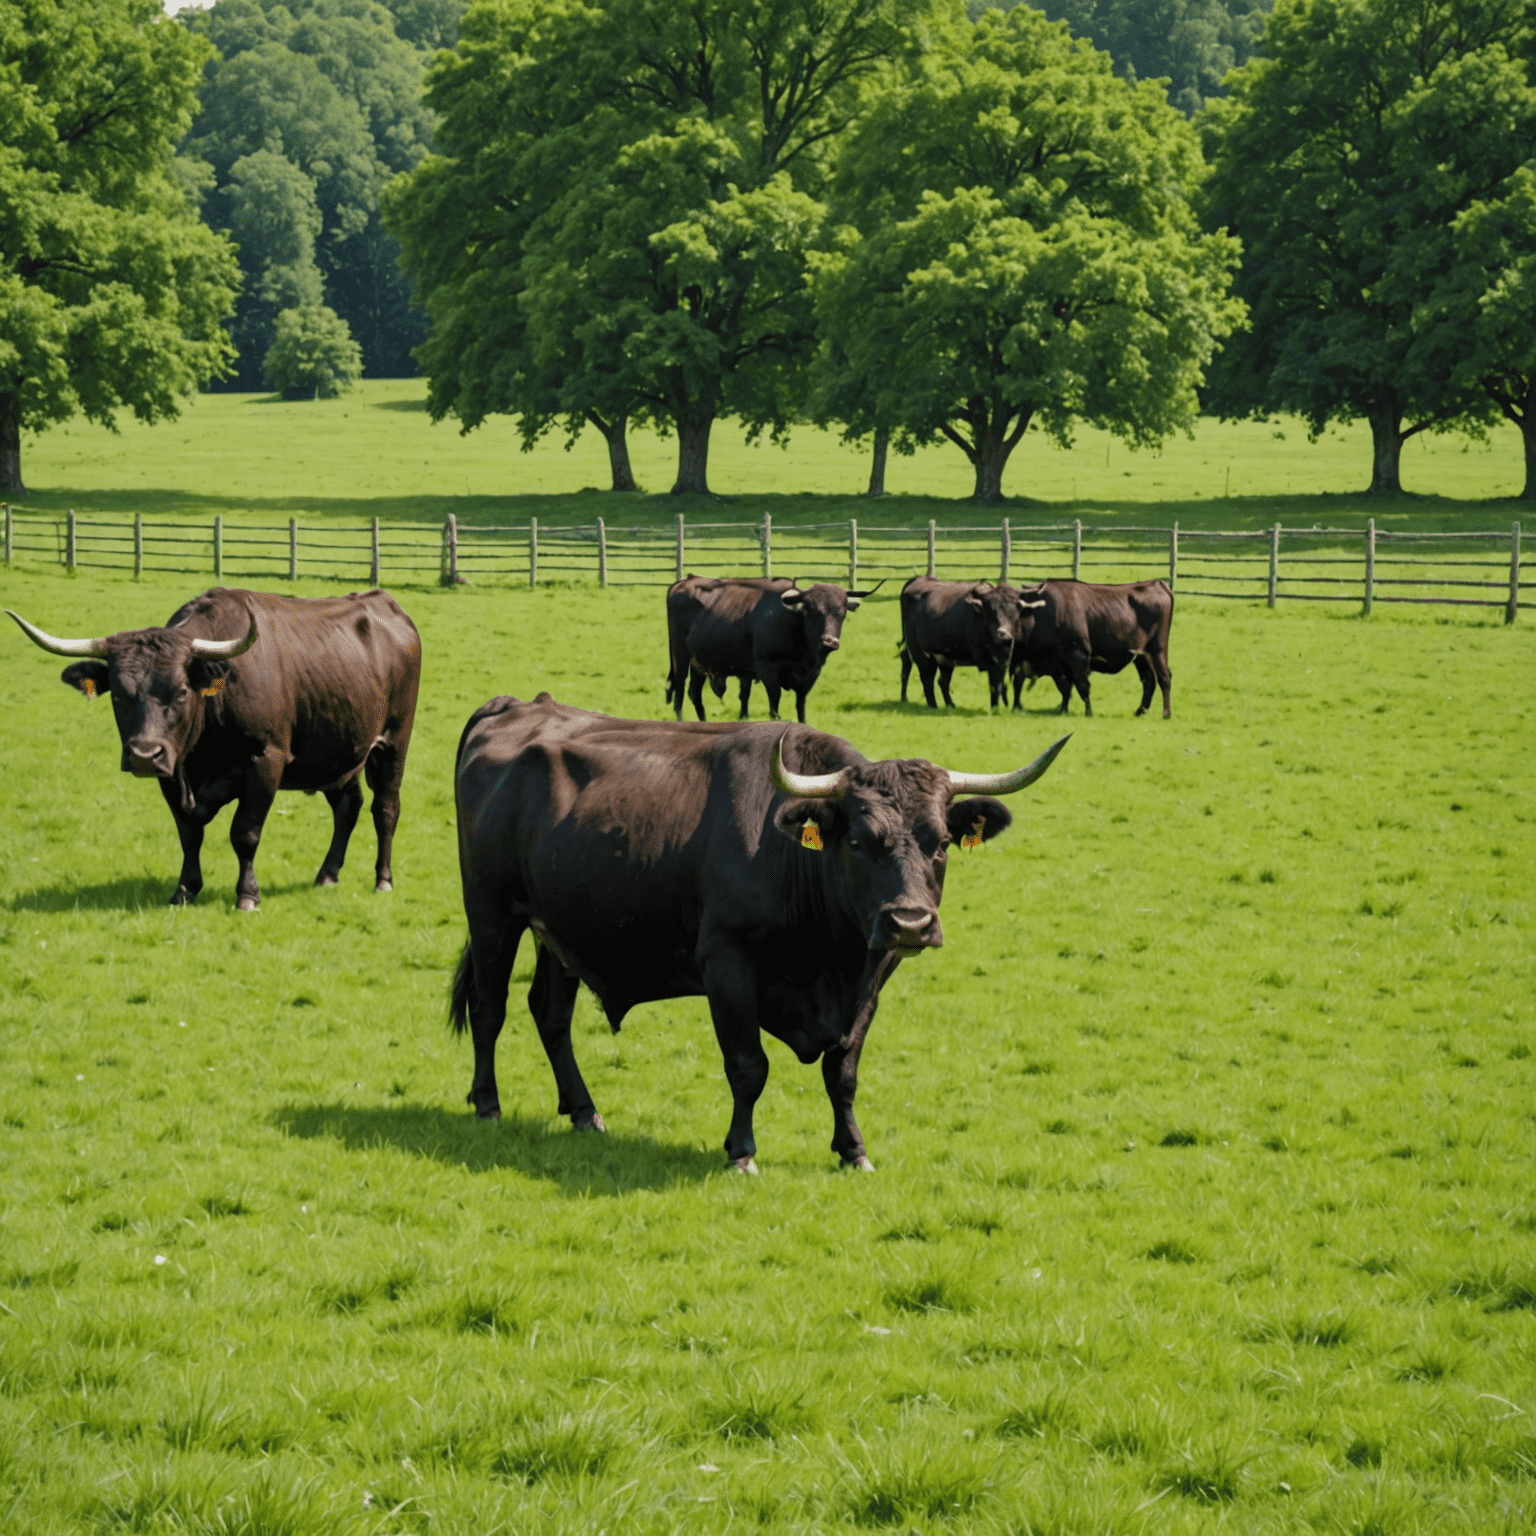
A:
1 563 1531 1534
13 379 1527 529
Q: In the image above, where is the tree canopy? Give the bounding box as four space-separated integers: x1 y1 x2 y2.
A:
0 0 240 495
811 3 1242 500
386 0 941 494
1202 0 1536 493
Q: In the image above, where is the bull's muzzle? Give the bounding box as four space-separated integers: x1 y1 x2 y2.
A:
877 905 941 952
125 740 173 777
821 636 840 651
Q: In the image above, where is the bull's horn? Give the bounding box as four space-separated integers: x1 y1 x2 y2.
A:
847 578 886 599
947 734 1070 795
6 609 109 657
771 734 845 799
189 612 258 659
1019 598 1047 610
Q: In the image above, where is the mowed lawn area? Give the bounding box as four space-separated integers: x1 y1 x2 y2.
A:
0 534 1531 1532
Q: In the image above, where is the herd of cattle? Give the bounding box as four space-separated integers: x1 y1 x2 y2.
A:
8 568 1170 1172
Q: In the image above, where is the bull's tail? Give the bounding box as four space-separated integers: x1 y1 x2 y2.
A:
449 939 474 1035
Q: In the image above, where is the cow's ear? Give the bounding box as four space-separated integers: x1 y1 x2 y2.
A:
186 656 229 696
61 662 109 700
773 797 841 848
947 796 1012 846
779 589 805 609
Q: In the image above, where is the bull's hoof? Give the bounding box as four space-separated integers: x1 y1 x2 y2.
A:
168 886 199 907
315 873 339 887
235 896 260 913
729 1155 759 1175
1163 709 1171 720
573 1112 606 1133
375 879 393 893
475 1104 501 1120
839 1155 876 1173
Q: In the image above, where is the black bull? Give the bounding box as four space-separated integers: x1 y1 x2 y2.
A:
450 693 1067 1171
8 587 421 909
1010 578 1175 718
665 575 879 724
897 576 1043 709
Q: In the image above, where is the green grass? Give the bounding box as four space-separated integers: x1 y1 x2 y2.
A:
12 378 1528 528
0 559 1532 1534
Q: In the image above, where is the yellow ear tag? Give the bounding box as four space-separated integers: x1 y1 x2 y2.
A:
961 817 986 851
200 676 226 698
81 678 96 700
801 820 823 851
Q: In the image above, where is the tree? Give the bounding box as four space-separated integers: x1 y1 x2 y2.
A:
263 303 364 396
0 0 239 495
1201 0 1536 493
386 0 934 495
811 5 1241 501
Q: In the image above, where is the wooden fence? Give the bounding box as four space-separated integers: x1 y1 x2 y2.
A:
3 505 1524 622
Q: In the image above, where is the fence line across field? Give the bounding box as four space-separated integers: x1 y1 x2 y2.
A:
3 505 1523 623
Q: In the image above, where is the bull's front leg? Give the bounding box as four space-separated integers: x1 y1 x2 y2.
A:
687 664 709 722
736 674 754 719
701 945 770 1172
157 777 205 906
823 950 898 1170
938 664 957 708
228 748 285 911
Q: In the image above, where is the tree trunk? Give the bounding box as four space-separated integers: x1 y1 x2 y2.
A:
866 425 889 497
1522 410 1535 502
670 411 714 495
1367 401 1405 494
587 410 638 492
0 393 24 497
970 408 1030 503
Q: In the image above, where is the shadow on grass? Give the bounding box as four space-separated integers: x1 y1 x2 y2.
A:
7 877 171 913
833 698 1067 720
274 1101 722 1195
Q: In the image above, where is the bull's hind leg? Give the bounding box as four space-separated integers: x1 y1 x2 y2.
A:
316 779 363 885
1133 655 1157 717
1153 651 1172 718
528 943 602 1130
456 913 524 1119
688 664 709 722
364 728 412 891
938 664 957 708
736 675 753 719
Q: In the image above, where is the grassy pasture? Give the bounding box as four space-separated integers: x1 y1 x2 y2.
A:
1 555 1532 1534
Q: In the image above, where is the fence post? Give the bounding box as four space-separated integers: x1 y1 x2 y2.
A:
441 513 459 586
370 517 380 586
133 514 142 579
762 514 772 579
1000 517 1011 584
66 509 76 572
529 517 538 587
598 517 608 588
214 515 223 580
1509 522 1522 625
1072 519 1082 580
1169 522 1178 592
2 504 10 565
678 513 686 582
1363 518 1375 618
926 519 936 578
1268 522 1280 608
288 517 298 583
848 519 858 590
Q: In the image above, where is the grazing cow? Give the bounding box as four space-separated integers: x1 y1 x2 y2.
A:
665 575 879 724
897 576 1045 709
1008 579 1174 717
8 588 421 908
450 693 1067 1171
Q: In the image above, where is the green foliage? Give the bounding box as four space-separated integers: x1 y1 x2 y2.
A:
812 5 1242 500
185 0 443 382
0 560 1532 1533
0 0 240 494
386 0 945 494
975 1 1275 113
1201 0 1536 493
262 303 364 396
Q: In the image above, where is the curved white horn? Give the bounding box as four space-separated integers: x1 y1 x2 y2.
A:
6 609 109 658
771 734 845 799
947 734 1070 796
189 612 258 659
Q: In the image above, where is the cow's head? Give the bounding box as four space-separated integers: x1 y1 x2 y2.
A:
7 608 257 789
779 579 883 656
966 582 1033 668
771 733 1067 954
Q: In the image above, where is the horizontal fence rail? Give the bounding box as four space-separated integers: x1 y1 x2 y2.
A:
2 506 1523 623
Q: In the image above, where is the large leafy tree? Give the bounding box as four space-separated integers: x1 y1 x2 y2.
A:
386 0 934 495
1201 0 1536 493
811 4 1241 501
0 0 239 495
